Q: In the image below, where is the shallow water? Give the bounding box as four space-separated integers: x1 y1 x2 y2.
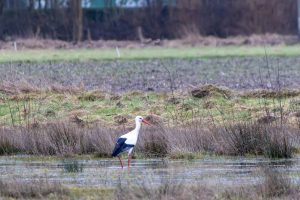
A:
0 156 298 188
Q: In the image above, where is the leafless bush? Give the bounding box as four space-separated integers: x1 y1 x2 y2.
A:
0 179 68 198
0 127 21 155
137 126 169 157
215 122 264 156
0 122 116 156
0 120 298 158
215 122 296 158
137 123 216 158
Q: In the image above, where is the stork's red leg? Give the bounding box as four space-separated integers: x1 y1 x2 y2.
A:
128 154 131 168
117 156 123 169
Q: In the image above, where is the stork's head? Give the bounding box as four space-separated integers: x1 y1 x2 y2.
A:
135 116 151 125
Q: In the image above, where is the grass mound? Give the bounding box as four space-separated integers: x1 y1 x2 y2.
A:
191 85 232 99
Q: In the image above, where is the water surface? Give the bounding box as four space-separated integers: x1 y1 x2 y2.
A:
0 156 298 188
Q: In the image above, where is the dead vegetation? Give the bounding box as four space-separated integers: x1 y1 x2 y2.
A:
191 85 232 99
0 168 297 199
215 123 296 158
0 81 83 95
242 89 300 99
0 119 297 159
0 34 298 50
0 179 68 199
114 167 299 200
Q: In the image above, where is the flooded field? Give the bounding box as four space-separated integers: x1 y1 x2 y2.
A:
0 156 298 188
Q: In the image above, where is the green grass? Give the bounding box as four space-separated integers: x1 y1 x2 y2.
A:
1 45 300 63
0 89 299 127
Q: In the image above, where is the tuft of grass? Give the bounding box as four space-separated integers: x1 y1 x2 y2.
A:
78 91 105 101
261 168 293 198
62 160 83 173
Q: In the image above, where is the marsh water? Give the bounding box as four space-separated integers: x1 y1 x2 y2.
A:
0 156 299 188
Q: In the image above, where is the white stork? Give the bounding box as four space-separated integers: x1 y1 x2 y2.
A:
112 116 151 168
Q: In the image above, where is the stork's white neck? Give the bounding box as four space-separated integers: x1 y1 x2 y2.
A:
133 121 141 135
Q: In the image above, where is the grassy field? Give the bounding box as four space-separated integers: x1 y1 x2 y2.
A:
1 87 299 127
1 45 300 62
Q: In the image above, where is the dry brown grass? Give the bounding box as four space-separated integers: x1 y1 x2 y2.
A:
115 177 215 200
0 118 298 158
0 179 68 198
0 81 83 95
260 168 292 198
114 168 300 200
214 122 297 158
0 122 117 156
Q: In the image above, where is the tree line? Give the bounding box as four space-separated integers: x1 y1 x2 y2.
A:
0 0 297 42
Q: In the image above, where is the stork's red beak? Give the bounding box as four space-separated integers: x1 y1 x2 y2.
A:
142 119 151 125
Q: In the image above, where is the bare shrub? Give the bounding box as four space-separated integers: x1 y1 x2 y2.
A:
0 127 21 155
137 126 169 157
0 122 116 156
215 122 296 158
168 123 215 153
136 123 215 158
261 126 294 159
0 120 297 158
0 179 68 198
89 124 116 157
215 123 264 156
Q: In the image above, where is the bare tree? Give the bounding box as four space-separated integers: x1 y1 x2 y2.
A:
70 0 83 42
0 0 4 16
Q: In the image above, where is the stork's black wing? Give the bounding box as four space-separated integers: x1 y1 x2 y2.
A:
112 138 134 157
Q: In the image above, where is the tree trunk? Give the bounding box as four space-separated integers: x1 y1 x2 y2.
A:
0 0 4 16
70 0 83 42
